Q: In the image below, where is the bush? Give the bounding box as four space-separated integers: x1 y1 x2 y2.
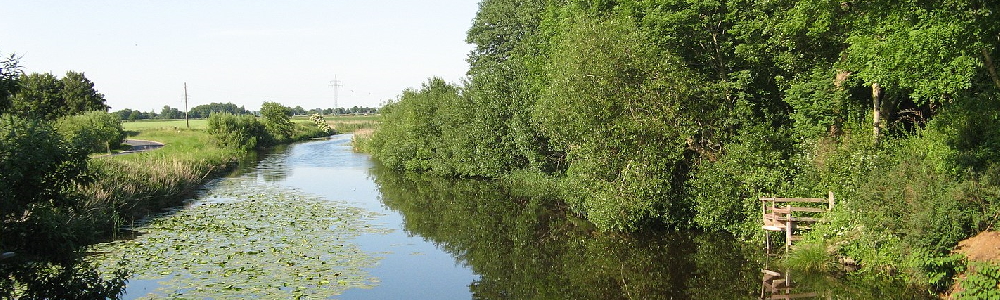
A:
55 111 124 153
260 102 293 143
309 113 333 134
0 115 90 258
956 263 1000 300
207 113 267 150
291 121 330 141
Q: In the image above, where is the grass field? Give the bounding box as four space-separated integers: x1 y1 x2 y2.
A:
123 119 209 131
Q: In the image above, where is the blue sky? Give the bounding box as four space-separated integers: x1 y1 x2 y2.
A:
0 1 479 112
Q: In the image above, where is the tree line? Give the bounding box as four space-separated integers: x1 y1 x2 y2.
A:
360 0 1000 293
1 53 127 298
113 103 378 121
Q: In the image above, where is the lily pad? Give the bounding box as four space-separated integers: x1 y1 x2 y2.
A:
88 178 390 299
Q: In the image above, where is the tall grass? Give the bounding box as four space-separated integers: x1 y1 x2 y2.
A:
325 115 378 133
77 128 242 229
78 115 339 232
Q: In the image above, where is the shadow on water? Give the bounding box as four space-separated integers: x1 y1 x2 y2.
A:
368 165 934 299
0 257 128 299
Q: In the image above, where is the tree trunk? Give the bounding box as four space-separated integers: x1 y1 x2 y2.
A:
872 82 884 143
982 48 1000 90
830 70 852 136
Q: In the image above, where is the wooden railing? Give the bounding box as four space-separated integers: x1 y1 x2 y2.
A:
761 269 821 300
760 192 835 252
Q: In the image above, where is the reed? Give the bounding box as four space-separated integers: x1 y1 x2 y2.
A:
76 128 242 231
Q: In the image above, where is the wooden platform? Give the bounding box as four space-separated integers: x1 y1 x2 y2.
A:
761 192 834 253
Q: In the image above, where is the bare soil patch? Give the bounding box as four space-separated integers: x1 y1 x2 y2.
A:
954 231 1000 262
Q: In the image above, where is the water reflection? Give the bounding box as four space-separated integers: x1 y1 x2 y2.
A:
0 258 128 299
371 166 762 299
369 166 934 299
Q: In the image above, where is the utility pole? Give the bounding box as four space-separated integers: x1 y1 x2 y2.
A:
329 76 343 116
184 82 189 128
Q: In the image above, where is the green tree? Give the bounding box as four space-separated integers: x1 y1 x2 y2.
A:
9 72 109 120
460 0 556 176
365 78 462 172
60 71 108 114
188 102 248 118
0 115 89 256
535 11 710 230
0 53 21 113
55 111 125 154
260 101 292 143
10 73 64 120
159 105 183 119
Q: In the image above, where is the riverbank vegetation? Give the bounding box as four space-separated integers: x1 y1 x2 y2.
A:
0 53 337 298
357 0 1000 295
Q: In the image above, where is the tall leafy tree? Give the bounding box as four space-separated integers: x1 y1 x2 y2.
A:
10 73 63 120
60 71 108 114
535 10 711 230
0 53 21 113
461 0 557 176
9 71 109 120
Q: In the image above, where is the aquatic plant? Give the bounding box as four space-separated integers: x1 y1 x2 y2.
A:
89 178 390 298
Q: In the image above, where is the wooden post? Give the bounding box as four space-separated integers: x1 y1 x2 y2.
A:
184 82 189 129
828 191 835 210
785 210 793 252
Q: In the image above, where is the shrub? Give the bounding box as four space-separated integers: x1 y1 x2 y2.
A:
207 113 267 150
956 263 1000 300
309 113 333 134
291 121 329 141
260 102 293 143
0 115 90 257
55 111 124 153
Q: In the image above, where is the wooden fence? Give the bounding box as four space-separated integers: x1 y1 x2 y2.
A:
760 192 835 252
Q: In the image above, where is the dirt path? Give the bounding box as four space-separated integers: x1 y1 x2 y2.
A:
116 139 165 155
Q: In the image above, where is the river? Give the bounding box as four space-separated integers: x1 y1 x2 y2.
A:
90 135 930 299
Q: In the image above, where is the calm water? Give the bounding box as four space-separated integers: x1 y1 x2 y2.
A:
108 135 929 299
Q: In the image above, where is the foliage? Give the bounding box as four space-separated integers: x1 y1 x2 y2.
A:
687 124 797 237
0 52 21 112
207 112 267 151
187 102 248 118
113 108 157 121
9 72 108 120
361 0 1000 290
0 115 88 249
9 73 64 120
55 111 125 153
907 250 965 294
370 165 929 299
158 105 184 119
0 114 127 299
291 120 331 141
364 78 463 173
535 11 708 230
0 259 127 300
956 263 1000 300
60 71 109 114
260 101 293 143
308 113 333 134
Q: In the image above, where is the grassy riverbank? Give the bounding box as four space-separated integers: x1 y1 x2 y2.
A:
80 128 242 232
88 115 379 228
